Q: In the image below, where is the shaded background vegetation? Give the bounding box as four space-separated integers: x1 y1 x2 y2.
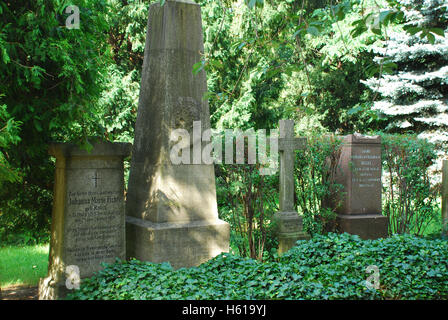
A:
0 0 446 255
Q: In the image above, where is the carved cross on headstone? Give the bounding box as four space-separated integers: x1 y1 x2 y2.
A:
275 119 309 254
92 171 100 188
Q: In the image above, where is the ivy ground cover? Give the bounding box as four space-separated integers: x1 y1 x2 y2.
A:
68 233 448 300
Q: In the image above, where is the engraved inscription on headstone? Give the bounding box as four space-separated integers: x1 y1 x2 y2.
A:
335 134 382 215
351 149 381 189
334 134 387 239
65 187 123 268
38 141 131 300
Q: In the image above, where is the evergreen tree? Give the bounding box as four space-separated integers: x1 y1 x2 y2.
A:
0 0 111 240
363 0 448 148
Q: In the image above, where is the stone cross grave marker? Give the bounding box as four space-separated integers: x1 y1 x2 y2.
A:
38 140 131 300
274 119 309 254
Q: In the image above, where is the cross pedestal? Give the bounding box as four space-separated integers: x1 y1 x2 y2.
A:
274 120 309 254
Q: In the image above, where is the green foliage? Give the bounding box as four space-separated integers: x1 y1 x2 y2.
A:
295 134 343 235
363 0 448 147
0 244 49 287
0 103 21 185
67 233 448 300
98 0 148 142
1 0 445 250
197 0 395 134
0 0 158 243
216 161 278 261
381 133 440 235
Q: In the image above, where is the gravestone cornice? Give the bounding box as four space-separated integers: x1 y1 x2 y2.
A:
49 141 132 159
343 133 381 144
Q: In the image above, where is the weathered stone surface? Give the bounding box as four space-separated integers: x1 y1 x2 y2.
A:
126 216 229 269
126 0 229 267
275 120 309 254
334 134 387 239
337 214 388 240
335 134 382 215
274 212 308 254
38 140 131 300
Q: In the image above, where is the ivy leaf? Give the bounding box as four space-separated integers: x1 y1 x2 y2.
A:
248 0 257 9
192 60 205 75
33 119 43 132
371 27 382 36
429 28 445 37
426 32 435 44
403 25 423 36
306 26 320 36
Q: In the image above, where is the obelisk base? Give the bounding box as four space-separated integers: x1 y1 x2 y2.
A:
126 216 230 269
337 213 388 240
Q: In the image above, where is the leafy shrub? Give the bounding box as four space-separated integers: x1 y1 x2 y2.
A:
381 134 440 235
0 0 111 245
0 103 21 186
295 134 343 235
67 233 448 300
216 162 278 261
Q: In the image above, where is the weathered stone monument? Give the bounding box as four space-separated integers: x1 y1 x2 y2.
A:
274 120 309 254
125 0 229 269
334 134 388 239
38 141 131 300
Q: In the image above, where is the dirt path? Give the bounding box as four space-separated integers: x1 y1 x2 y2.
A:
1 285 38 300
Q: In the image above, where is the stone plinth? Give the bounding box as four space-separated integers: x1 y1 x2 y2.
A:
274 212 308 254
38 140 131 300
126 217 229 269
125 0 229 268
334 134 387 239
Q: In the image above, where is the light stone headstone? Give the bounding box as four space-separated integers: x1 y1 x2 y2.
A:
274 119 309 254
38 141 131 300
125 0 229 269
334 134 388 239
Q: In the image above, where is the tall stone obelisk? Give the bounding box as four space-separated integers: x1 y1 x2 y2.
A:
125 0 229 269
